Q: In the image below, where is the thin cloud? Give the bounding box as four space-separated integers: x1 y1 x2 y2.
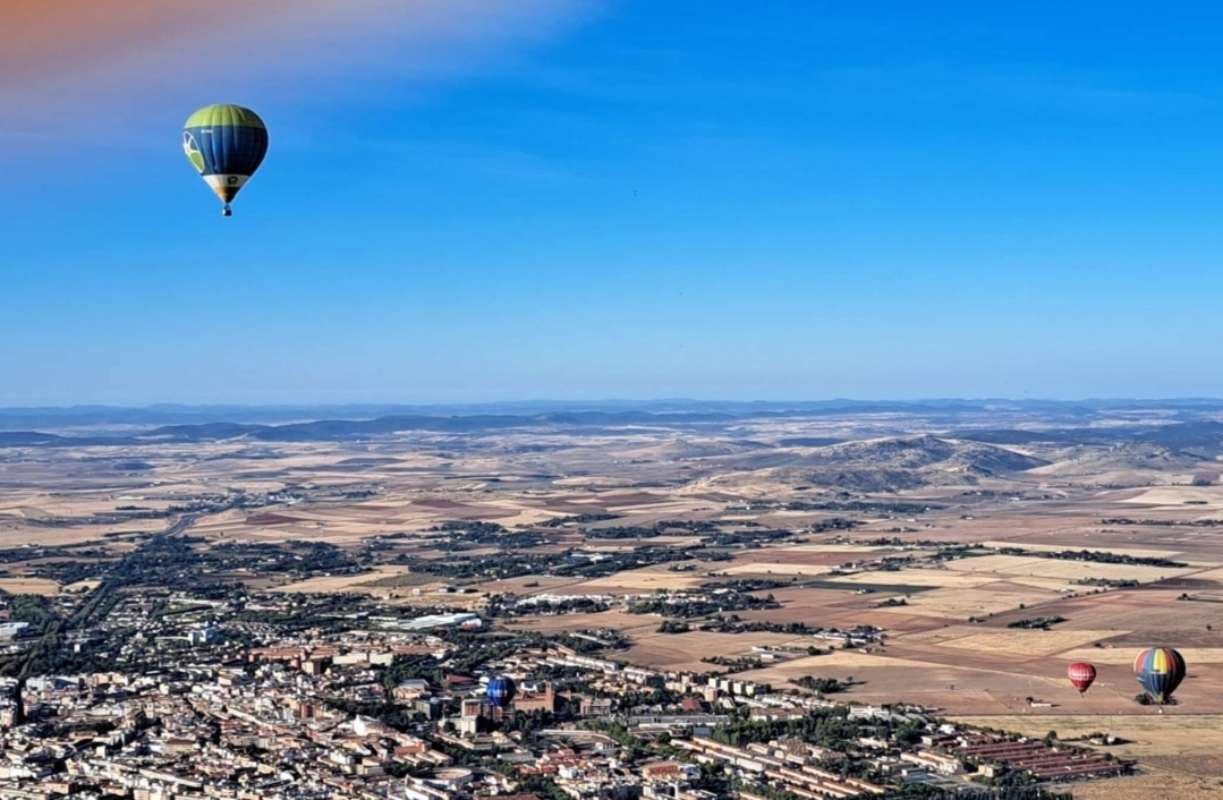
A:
1 0 596 135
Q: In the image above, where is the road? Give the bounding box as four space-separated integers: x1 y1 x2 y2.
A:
12 513 198 680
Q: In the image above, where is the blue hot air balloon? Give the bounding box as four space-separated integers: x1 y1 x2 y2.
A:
1134 647 1186 704
486 676 516 708
182 104 269 217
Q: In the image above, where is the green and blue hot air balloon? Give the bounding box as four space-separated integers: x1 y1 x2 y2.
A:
182 104 269 217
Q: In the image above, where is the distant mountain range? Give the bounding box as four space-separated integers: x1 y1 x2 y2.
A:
4 397 1223 431
0 411 737 446
1 399 1223 449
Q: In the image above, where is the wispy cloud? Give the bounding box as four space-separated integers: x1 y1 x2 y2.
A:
1 0 596 136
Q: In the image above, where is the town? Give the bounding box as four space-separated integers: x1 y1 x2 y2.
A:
0 580 1128 800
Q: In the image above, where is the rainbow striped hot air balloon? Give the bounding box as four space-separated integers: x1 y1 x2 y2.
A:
182 104 269 217
1134 647 1186 704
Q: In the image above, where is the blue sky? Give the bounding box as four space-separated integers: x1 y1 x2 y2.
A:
3 1 1223 405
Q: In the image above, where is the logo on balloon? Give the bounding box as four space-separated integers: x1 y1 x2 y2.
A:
182 132 206 175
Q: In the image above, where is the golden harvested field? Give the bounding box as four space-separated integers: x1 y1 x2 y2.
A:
720 562 835 576
946 553 1199 584
505 609 660 635
475 575 595 596
1035 591 1223 636
876 584 1061 618
0 522 162 548
929 628 1121 658
622 630 807 674
1073 774 1223 800
1060 647 1223 664
1182 565 1223 581
272 566 412 594
774 544 892 554
0 577 60 595
576 568 705 591
735 648 1124 714
1120 485 1223 508
978 540 1190 559
740 650 938 676
827 570 995 588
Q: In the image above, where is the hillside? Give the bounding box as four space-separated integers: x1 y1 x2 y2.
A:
699 434 1047 492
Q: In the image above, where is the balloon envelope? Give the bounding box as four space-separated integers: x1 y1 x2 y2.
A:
1067 662 1097 694
182 104 268 215
486 676 516 708
1134 647 1186 703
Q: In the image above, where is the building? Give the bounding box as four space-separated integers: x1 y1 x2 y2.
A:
513 684 555 713
187 626 219 646
402 613 480 632
901 750 962 775
0 623 30 642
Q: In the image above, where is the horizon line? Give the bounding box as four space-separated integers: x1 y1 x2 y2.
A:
4 396 1223 413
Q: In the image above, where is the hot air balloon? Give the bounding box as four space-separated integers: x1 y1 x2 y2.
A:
1067 662 1096 694
182 104 269 217
1134 647 1186 704
486 676 516 709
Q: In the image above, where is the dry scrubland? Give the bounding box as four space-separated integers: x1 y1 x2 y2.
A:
5 407 1223 790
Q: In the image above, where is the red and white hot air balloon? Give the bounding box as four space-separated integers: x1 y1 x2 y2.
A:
1067 662 1097 694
